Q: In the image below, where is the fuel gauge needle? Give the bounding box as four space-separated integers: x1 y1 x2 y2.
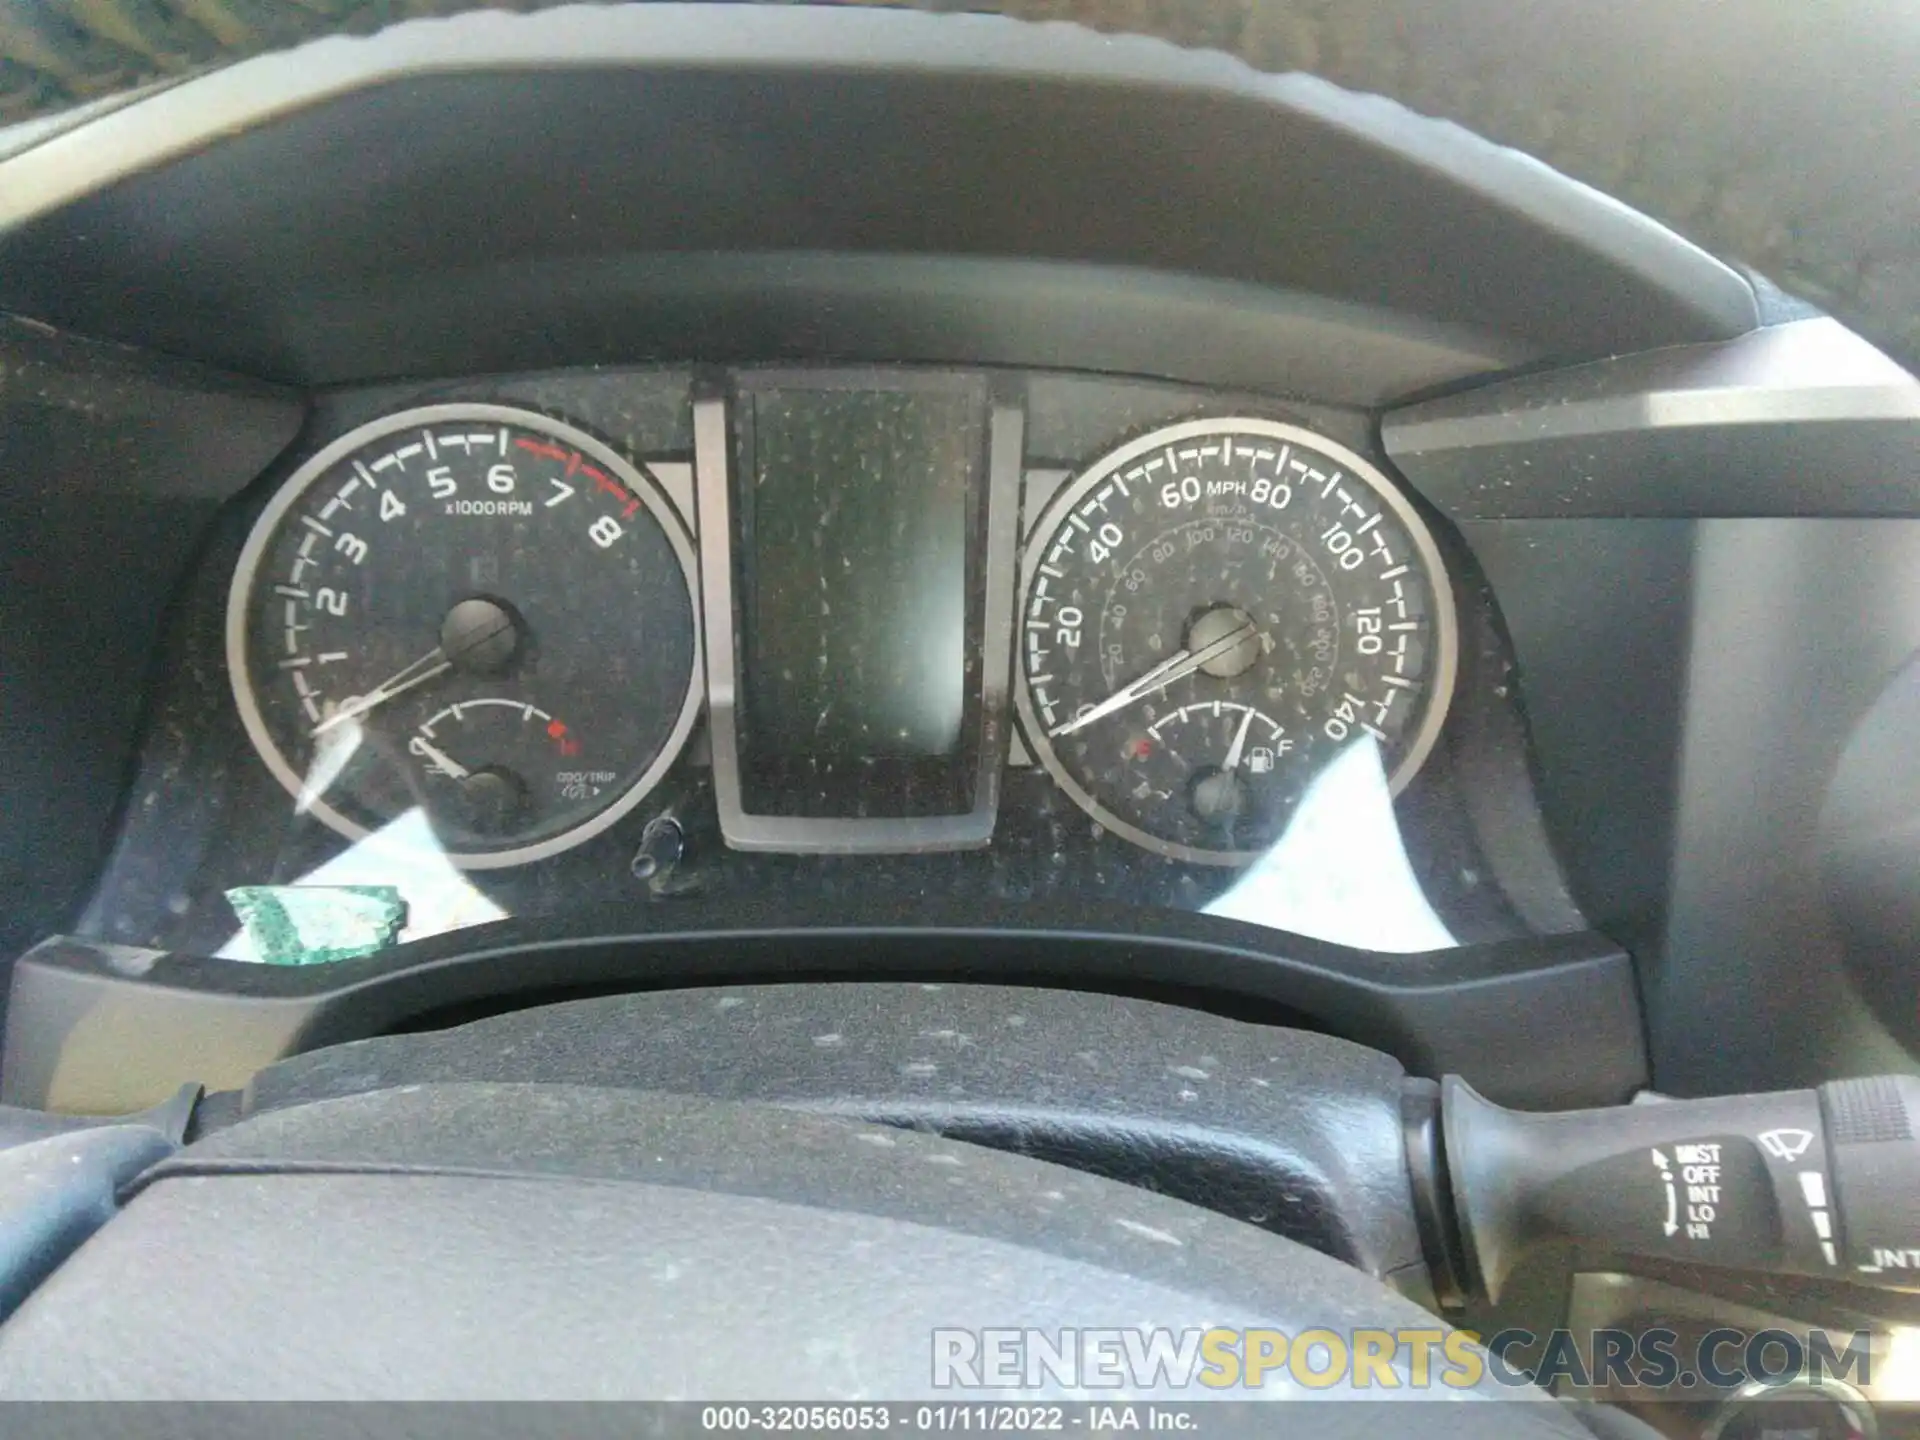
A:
1222 705 1257 772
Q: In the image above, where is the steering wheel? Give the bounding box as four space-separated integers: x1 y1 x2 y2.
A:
0 1080 1615 1432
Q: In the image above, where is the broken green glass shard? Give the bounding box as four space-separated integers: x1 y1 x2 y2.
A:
225 885 408 965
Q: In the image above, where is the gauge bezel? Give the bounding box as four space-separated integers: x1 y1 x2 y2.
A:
1013 416 1459 866
226 402 705 869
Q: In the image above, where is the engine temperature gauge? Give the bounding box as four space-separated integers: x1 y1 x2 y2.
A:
406 698 615 845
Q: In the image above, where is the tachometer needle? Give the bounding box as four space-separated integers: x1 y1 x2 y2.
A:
411 736 472 781
1222 705 1258 773
1049 620 1260 737
310 648 452 736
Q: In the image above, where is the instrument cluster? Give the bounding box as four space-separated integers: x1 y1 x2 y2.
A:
83 365 1555 962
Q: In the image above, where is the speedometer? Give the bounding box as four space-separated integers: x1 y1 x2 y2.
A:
1015 417 1456 864
228 403 702 868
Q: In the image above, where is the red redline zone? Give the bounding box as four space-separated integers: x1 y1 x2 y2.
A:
511 440 639 517
582 464 641 518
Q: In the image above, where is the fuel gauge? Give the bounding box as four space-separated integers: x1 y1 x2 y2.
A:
1108 700 1298 855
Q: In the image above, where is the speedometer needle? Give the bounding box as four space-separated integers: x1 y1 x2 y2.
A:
310 647 452 736
1049 620 1260 738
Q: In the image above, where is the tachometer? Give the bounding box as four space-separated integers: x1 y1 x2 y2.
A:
1015 417 1455 864
228 403 702 867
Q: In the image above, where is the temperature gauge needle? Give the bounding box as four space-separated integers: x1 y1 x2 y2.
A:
1049 620 1260 738
411 736 472 781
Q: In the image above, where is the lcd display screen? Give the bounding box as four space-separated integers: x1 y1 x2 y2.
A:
744 385 982 758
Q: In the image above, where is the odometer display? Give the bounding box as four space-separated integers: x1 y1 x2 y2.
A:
1015 418 1456 864
228 403 702 868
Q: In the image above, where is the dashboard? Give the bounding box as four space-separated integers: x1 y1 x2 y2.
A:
1 5 1919 1431
0 3 1915 1133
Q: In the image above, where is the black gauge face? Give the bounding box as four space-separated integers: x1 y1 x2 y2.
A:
1015 418 1456 864
228 404 702 868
